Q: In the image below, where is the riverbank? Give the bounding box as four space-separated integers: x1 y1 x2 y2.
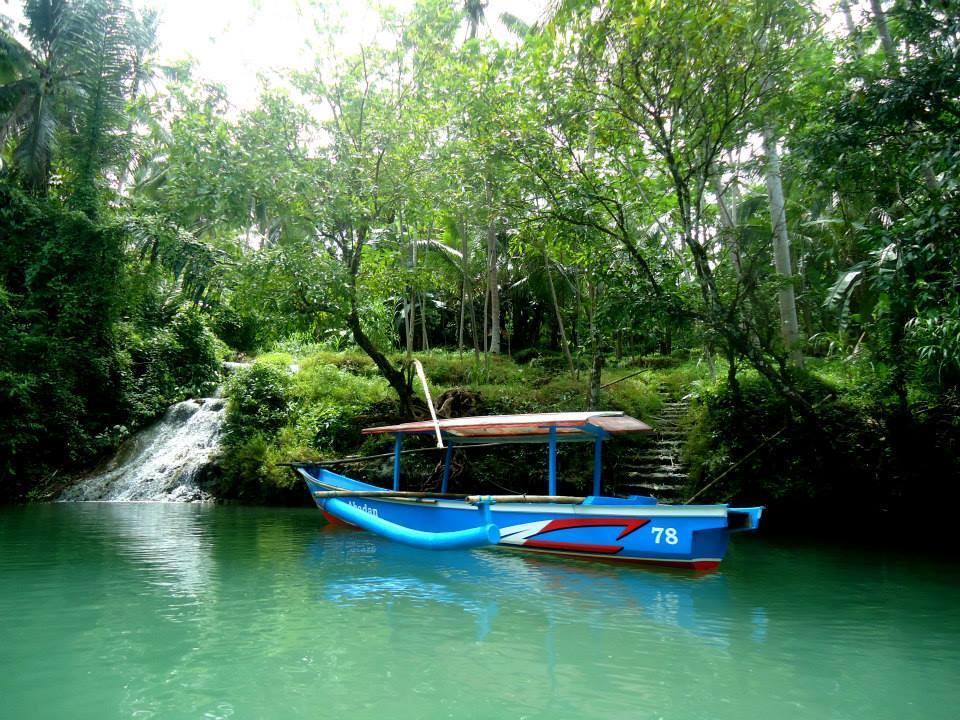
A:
13 335 958 545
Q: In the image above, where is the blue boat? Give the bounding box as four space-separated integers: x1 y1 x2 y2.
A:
295 412 761 570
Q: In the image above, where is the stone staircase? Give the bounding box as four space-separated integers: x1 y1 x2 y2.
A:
615 387 690 503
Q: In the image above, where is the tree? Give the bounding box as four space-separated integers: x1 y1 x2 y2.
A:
566 0 816 402
0 0 153 203
804 0 960 399
0 0 79 190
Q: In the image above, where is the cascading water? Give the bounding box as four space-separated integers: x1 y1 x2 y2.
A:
59 397 227 502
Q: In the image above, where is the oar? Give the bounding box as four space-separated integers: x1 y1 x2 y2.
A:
313 490 470 500
466 494 584 505
312 490 586 505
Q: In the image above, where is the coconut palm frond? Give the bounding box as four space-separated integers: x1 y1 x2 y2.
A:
498 12 531 38
0 28 36 80
13 92 57 189
0 80 36 138
411 238 464 264
68 0 146 204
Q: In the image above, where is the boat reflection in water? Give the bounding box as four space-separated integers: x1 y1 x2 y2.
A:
307 523 768 651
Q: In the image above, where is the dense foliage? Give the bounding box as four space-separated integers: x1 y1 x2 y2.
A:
1 0 958 524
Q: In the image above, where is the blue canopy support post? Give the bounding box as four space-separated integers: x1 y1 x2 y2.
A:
441 442 454 493
593 436 603 497
548 426 558 496
393 435 403 491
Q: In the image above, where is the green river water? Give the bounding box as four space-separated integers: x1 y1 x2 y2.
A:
1 503 958 720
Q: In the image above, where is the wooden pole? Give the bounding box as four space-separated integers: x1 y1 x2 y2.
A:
593 435 602 497
312 490 585 505
392 436 402 491
466 495 584 505
314 490 471 500
548 426 558 496
413 358 444 448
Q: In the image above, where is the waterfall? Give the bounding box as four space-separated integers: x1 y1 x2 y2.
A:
59 397 227 502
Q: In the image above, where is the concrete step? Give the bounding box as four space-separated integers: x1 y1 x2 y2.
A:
623 459 683 468
621 457 685 466
625 471 688 481
627 467 683 474
622 483 685 494
622 468 687 477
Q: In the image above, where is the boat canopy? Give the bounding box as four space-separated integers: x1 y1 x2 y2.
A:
363 411 652 444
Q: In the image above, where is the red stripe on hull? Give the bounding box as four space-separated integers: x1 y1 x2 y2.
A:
535 517 650 541
521 517 652 556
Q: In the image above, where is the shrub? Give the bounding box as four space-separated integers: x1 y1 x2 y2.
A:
120 311 222 425
224 364 291 445
683 373 891 525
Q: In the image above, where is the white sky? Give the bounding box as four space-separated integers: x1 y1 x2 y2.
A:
2 0 546 108
2 0 866 110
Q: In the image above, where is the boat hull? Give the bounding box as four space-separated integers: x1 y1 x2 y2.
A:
300 467 759 570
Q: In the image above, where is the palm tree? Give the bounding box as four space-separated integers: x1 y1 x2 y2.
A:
0 0 79 191
0 0 151 201
462 0 487 40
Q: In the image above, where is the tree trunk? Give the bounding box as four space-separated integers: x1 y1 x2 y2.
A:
546 255 576 378
588 280 602 409
459 216 480 360
839 0 863 56
482 281 489 355
762 124 804 368
348 310 414 417
405 210 415 355
458 272 466 354
869 0 897 69
458 220 467 354
420 291 429 351
704 343 717 382
485 180 500 354
714 174 743 277
346 229 415 417
839 0 857 35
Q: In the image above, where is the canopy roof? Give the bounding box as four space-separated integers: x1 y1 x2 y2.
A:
362 411 652 443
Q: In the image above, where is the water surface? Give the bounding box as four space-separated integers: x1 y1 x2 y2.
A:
1 503 958 719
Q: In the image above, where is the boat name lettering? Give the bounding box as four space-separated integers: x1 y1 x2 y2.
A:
347 501 379 518
651 527 679 545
